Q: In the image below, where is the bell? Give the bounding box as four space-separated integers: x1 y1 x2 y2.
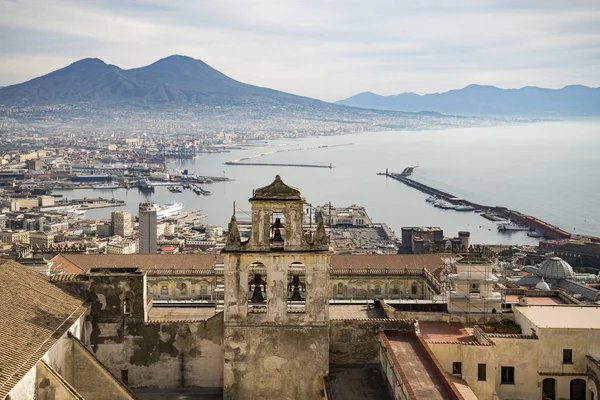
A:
271 218 284 245
251 273 265 303
290 275 303 301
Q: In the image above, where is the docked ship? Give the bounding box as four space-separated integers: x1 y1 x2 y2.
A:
497 222 529 231
139 180 155 192
155 202 183 220
92 182 119 190
455 205 475 212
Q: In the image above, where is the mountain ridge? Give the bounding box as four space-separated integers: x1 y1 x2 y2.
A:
0 55 332 108
337 84 600 116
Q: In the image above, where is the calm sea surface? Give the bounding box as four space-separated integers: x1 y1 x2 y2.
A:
66 119 600 245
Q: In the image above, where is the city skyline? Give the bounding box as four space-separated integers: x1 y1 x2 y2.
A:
1 0 599 101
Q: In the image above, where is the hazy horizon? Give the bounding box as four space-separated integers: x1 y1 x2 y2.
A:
1 0 599 101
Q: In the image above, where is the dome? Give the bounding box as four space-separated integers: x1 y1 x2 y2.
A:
535 278 551 290
537 257 574 280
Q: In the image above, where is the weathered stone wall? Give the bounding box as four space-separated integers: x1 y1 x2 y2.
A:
330 276 435 300
57 272 225 390
223 251 330 400
329 319 415 364
223 326 328 400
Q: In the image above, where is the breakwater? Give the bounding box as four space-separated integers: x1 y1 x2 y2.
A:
380 169 571 240
225 161 333 168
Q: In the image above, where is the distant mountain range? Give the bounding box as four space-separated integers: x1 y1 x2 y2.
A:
0 55 332 108
337 84 600 116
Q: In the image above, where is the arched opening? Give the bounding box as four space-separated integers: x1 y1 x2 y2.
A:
123 292 133 315
180 282 187 296
411 282 419 297
570 378 586 400
288 262 306 312
542 378 556 400
248 262 267 312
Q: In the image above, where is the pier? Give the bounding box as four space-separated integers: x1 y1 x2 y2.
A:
225 161 333 168
380 168 571 240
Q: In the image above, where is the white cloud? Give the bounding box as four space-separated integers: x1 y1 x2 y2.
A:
0 0 598 100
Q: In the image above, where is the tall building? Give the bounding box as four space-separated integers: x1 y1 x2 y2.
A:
112 210 133 237
222 175 331 399
138 202 157 254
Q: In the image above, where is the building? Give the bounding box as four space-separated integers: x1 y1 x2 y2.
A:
0 229 30 244
222 175 331 399
29 231 55 249
42 221 69 234
317 203 372 226
0 259 136 400
111 210 133 237
139 202 157 254
5 176 599 400
38 195 55 207
446 253 503 315
107 238 137 254
25 159 43 170
511 256 600 302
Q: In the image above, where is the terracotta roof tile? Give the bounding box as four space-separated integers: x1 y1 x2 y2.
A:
0 261 86 398
330 254 451 273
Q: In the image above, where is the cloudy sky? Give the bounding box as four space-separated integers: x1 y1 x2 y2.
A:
1 0 599 101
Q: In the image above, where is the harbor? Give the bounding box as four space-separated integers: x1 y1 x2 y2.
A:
379 167 572 240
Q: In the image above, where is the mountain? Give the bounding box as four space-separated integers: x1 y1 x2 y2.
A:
0 55 329 108
336 84 600 116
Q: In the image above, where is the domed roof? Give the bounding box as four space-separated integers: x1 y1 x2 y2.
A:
538 257 574 280
535 278 551 290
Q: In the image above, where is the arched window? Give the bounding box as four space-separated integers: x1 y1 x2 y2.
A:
411 282 418 296
123 298 132 315
160 285 168 296
288 262 306 312
337 282 344 295
180 283 187 296
248 262 267 312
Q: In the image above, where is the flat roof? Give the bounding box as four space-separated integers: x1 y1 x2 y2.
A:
329 304 385 320
505 295 565 305
517 306 600 329
419 322 475 344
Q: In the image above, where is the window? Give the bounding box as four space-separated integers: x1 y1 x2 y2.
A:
180 283 187 296
563 349 573 364
477 363 486 381
470 283 480 294
452 362 462 376
121 370 129 385
411 282 418 295
337 282 344 295
123 298 132 315
501 366 515 384
160 285 168 296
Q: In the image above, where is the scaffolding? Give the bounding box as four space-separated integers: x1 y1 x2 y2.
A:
442 250 505 319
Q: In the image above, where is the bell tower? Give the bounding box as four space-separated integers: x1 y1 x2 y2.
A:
222 175 331 400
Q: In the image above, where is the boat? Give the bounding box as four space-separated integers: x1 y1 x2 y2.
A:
527 231 544 237
439 201 457 209
455 205 475 212
92 182 119 190
497 222 529 231
425 196 437 203
168 186 182 193
139 180 155 192
154 202 183 220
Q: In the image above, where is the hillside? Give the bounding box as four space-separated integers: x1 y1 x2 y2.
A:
336 84 600 116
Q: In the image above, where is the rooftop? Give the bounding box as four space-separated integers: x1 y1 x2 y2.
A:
329 304 385 320
517 305 600 329
505 295 565 305
0 260 87 398
419 322 475 344
251 174 301 201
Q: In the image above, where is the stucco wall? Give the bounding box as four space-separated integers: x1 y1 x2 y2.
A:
329 319 415 364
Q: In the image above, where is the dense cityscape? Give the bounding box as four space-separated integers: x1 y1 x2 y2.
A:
1 1 600 400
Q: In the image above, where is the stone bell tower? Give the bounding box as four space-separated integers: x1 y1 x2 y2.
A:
222 175 331 400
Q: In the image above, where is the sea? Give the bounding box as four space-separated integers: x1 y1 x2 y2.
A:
61 119 600 246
